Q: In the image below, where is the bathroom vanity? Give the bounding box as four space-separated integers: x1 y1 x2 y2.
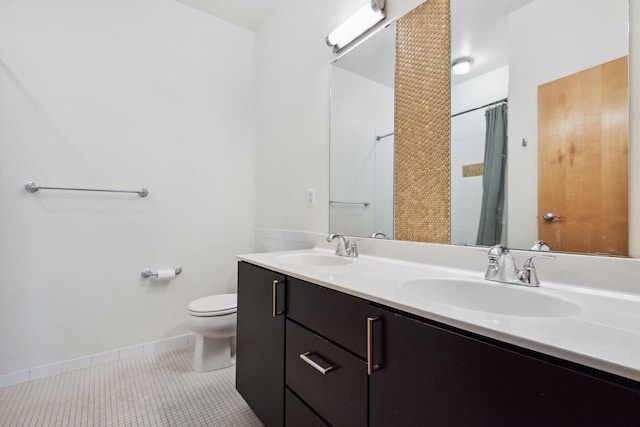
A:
235 250 640 426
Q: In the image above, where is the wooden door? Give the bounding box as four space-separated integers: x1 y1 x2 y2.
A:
538 56 628 255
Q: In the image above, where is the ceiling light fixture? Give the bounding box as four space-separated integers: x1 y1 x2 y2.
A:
452 57 473 75
326 0 386 52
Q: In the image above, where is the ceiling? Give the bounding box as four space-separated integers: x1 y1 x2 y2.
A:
451 0 534 84
174 0 536 87
172 0 278 31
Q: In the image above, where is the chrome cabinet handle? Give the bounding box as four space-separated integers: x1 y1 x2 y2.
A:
299 352 335 375
367 317 381 375
272 280 284 317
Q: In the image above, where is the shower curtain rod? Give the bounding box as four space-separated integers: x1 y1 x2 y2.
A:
451 97 508 118
373 98 507 140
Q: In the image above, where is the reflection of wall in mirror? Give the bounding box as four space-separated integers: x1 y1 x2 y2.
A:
374 134 394 238
329 66 394 237
450 66 508 245
507 0 628 250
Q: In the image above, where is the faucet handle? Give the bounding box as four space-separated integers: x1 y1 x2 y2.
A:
521 254 555 286
476 245 507 267
487 244 509 259
349 240 359 257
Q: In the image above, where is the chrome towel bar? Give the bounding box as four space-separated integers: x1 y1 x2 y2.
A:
25 182 148 197
330 200 370 207
376 132 394 141
141 266 182 279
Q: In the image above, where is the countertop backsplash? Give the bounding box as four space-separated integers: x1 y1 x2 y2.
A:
255 228 640 297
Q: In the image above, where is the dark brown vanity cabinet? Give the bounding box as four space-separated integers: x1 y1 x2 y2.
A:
237 262 640 427
286 277 370 426
236 262 286 427
368 305 640 427
237 265 369 426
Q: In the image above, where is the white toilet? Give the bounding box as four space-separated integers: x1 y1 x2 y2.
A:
187 293 237 372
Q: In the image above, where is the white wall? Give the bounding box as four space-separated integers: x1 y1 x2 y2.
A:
254 0 424 234
0 0 256 374
329 66 393 237
507 0 628 249
450 66 509 245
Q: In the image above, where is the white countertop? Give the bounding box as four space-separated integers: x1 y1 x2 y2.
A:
238 248 640 382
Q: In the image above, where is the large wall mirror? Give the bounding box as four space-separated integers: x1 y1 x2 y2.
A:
329 0 630 256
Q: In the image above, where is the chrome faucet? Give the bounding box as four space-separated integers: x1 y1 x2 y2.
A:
484 244 555 287
327 234 359 257
371 232 388 239
531 240 551 251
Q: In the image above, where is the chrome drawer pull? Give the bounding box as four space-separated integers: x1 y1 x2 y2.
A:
272 280 283 317
299 352 335 375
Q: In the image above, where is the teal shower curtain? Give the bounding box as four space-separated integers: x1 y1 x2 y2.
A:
476 103 507 246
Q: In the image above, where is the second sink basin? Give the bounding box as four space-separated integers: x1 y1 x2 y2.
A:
276 253 355 267
400 278 581 318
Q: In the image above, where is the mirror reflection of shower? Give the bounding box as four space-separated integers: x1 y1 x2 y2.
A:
450 67 508 246
374 131 394 239
329 22 395 238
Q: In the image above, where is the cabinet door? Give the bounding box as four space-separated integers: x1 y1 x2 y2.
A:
236 262 286 427
369 305 640 427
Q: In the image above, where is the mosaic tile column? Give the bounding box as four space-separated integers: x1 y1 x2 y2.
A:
394 0 451 243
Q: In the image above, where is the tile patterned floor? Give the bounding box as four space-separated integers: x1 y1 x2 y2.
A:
0 346 263 427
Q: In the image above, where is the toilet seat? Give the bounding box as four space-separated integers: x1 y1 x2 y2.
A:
188 293 237 317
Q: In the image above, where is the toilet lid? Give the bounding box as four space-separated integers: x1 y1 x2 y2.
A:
188 293 237 317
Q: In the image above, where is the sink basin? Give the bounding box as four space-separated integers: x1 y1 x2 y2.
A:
400 278 581 318
276 253 355 267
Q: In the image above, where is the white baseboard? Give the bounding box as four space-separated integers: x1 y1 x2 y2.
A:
0 333 195 389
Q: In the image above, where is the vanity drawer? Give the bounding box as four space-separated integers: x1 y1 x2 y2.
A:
286 320 367 427
287 277 369 357
285 388 329 427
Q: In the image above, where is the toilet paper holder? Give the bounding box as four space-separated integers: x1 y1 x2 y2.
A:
141 266 182 279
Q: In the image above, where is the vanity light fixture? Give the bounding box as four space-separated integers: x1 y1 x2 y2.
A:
452 57 473 75
326 0 386 52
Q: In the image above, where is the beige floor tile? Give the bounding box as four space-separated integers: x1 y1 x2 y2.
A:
0 346 262 427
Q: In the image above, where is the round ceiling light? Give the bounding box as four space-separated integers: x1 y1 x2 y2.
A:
452 57 473 75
